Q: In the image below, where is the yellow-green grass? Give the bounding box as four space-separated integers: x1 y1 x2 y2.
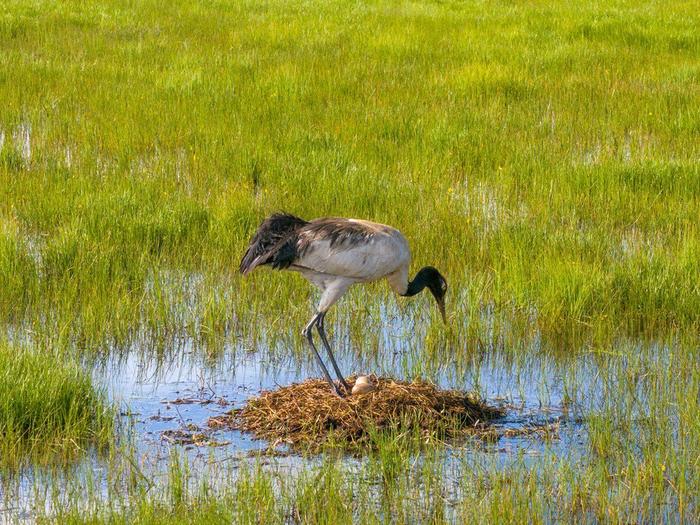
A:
0 340 115 468
0 0 698 353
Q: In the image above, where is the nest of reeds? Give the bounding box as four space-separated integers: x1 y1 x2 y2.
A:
208 376 504 452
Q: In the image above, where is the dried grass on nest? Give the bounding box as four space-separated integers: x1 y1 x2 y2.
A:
209 376 505 452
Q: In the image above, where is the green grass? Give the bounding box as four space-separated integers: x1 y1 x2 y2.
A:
0 340 115 469
0 0 699 522
0 0 698 352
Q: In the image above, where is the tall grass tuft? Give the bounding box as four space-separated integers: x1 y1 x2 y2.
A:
0 340 115 468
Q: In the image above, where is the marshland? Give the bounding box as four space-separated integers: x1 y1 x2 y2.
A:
0 0 698 522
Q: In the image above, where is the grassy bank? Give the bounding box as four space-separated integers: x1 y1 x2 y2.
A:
0 340 114 469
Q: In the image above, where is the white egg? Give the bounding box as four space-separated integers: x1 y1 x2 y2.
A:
351 376 376 395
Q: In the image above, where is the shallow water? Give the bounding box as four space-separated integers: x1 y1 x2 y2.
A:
101 324 590 470
2 313 596 523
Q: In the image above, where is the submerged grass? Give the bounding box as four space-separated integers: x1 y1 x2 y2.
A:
41 410 698 525
0 340 115 469
12 338 698 524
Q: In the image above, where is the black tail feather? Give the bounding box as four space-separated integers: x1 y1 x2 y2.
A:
239 213 308 275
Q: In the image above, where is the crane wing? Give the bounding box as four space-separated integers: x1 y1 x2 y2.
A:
294 220 410 281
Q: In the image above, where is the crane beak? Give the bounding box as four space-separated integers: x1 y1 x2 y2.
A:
437 296 446 324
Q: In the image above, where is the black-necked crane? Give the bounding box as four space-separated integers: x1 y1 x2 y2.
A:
239 213 448 396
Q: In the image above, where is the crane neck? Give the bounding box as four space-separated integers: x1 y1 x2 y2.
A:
400 266 447 323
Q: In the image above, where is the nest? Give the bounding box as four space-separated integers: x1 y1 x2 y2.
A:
209 376 504 452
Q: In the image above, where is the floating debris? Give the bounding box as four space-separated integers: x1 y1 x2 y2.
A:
160 424 230 447
148 414 176 422
499 421 561 439
161 396 229 406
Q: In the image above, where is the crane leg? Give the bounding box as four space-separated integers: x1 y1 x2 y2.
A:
302 312 343 397
317 312 350 392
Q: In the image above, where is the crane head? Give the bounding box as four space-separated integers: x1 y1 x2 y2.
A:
425 268 448 323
